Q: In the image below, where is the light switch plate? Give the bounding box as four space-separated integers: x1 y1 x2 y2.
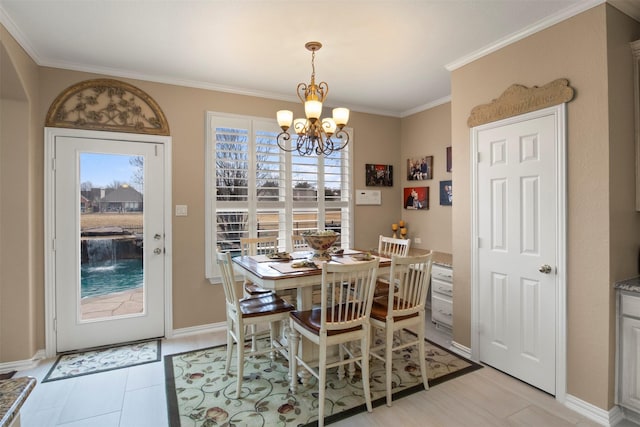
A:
175 205 188 216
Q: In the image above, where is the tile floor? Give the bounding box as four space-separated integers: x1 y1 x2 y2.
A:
12 312 633 427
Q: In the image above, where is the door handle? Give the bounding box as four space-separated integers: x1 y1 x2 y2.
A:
153 248 163 255
539 264 552 274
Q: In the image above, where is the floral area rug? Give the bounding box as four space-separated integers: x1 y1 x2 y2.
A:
42 339 161 382
165 331 481 427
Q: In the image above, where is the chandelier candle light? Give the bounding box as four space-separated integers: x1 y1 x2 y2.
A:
276 41 350 156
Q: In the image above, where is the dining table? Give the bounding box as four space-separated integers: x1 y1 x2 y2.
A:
232 249 392 368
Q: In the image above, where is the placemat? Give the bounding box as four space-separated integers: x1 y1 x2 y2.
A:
270 261 319 274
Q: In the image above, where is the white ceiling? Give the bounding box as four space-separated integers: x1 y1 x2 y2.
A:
0 0 636 117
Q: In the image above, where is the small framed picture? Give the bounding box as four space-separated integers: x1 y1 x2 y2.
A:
407 156 433 180
404 187 429 210
440 180 452 206
365 164 393 186
446 146 452 172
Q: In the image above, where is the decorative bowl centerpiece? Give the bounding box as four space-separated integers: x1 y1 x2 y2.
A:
302 230 339 261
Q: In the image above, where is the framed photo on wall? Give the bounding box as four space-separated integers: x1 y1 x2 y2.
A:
440 180 452 206
407 156 433 180
404 186 429 210
365 164 393 186
446 146 452 172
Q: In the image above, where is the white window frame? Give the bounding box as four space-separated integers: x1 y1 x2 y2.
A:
205 111 354 282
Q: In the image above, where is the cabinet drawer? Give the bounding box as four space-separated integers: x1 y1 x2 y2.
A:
432 294 453 327
621 293 640 318
432 265 453 283
431 278 452 297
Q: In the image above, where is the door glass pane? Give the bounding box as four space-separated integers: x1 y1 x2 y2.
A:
79 153 144 321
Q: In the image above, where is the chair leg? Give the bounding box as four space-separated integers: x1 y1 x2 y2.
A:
361 328 373 413
236 323 245 399
288 322 299 394
250 324 257 352
318 338 328 427
418 324 429 391
225 319 234 375
385 324 395 407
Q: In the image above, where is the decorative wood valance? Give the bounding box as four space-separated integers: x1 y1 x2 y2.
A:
467 78 574 127
45 79 170 135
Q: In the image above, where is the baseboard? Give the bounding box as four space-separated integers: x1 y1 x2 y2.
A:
171 321 226 338
450 340 473 360
0 349 46 374
564 394 622 426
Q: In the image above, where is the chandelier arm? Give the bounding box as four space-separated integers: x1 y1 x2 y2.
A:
296 82 308 104
330 128 350 151
316 82 329 102
276 131 297 152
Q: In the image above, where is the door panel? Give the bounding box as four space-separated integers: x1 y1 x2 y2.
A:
55 136 165 352
477 113 557 394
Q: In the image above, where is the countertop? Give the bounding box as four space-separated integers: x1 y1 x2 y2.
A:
614 276 640 294
407 248 452 268
0 376 37 427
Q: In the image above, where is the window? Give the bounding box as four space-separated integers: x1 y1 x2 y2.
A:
205 112 354 281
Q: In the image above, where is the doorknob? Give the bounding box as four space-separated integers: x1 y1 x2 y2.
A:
153 248 163 255
539 264 552 274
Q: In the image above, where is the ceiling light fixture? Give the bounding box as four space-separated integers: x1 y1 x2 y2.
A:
276 41 350 156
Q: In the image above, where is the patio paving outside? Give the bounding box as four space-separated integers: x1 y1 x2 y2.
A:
81 287 143 319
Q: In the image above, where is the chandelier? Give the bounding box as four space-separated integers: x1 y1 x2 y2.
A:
276 41 350 156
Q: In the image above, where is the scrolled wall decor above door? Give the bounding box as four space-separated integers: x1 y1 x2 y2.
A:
467 78 574 127
45 78 170 135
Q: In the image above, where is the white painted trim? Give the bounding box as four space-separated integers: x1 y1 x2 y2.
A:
470 104 567 402
171 321 227 338
565 394 621 427
0 350 46 373
446 0 605 71
449 341 472 360
400 95 451 118
43 127 173 357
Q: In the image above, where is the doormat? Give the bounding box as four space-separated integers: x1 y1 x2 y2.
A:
165 331 482 426
43 339 161 382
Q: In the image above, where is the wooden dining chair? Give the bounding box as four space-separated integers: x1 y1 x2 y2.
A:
369 253 433 406
216 251 294 398
240 236 279 297
290 234 309 251
375 235 411 297
288 258 380 427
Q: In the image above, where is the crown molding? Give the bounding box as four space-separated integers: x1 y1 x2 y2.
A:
446 0 605 71
400 95 452 118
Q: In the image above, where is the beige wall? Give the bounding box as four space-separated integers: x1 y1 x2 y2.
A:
0 25 41 361
401 102 452 253
32 68 402 332
606 4 640 407
451 4 640 410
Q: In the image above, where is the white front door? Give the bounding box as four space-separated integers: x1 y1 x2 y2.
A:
474 106 564 395
54 135 166 352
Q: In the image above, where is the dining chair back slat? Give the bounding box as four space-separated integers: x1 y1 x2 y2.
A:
321 261 378 332
377 234 411 258
240 236 279 256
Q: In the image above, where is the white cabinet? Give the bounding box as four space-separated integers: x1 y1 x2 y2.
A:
618 289 640 423
431 264 453 330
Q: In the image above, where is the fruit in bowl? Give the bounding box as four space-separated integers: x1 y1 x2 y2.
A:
302 231 339 260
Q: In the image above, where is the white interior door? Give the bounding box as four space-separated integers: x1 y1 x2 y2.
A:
475 108 561 395
54 135 165 352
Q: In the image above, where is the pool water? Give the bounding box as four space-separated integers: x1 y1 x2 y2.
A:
81 258 143 298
